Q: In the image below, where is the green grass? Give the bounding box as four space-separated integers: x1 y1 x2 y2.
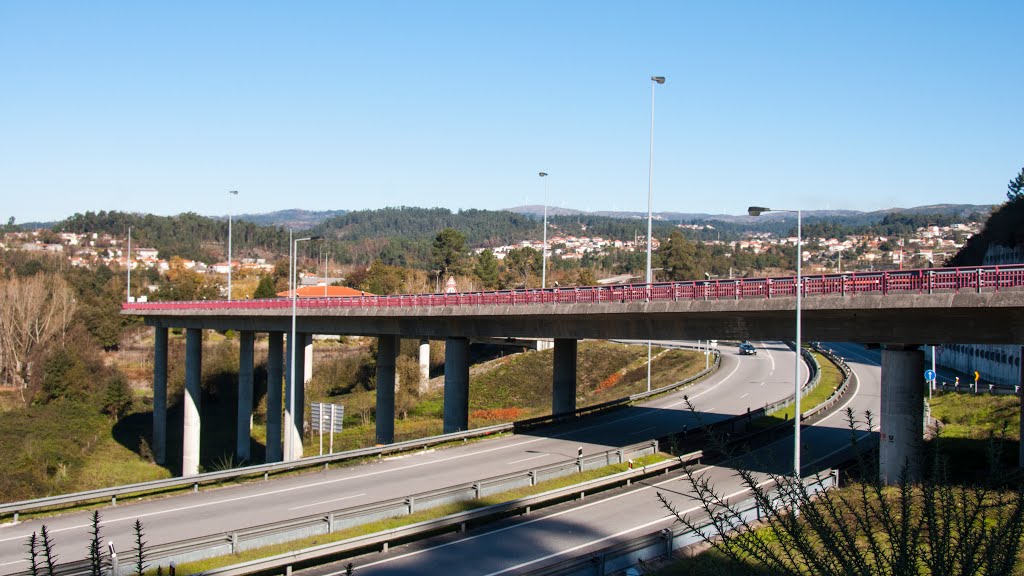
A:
930 393 1019 441
752 349 845 429
158 453 669 574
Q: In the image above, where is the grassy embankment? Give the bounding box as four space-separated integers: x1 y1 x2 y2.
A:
1 337 706 503
651 391 1024 575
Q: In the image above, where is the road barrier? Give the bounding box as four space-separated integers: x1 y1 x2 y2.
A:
521 469 840 576
11 443 694 576
122 264 1024 313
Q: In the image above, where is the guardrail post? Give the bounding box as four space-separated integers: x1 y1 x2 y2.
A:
977 268 983 294
474 482 481 499
927 271 933 295
13 512 18 523
616 449 624 464
194 483 199 493
405 496 415 514
766 278 772 299
662 527 674 558
651 439 659 453
592 554 606 575
112 495 117 506
328 512 335 533
529 470 537 486
231 531 238 554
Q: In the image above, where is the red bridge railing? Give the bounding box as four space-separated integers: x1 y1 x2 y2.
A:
122 264 1024 313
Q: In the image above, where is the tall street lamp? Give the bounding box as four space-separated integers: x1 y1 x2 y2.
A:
748 205 802 478
227 191 239 300
126 226 132 302
646 75 665 392
286 234 322 461
539 172 549 289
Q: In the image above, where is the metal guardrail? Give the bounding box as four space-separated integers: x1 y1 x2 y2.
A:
122 264 1024 313
803 345 855 424
522 469 840 576
762 343 821 416
0 423 513 521
14 443 690 576
2 344 721 521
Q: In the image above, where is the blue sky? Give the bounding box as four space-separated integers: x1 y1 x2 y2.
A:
2 1 1021 222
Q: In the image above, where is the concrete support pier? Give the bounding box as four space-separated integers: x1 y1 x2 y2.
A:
1020 345 1024 468
152 327 168 466
376 335 399 444
552 338 578 416
265 332 284 463
443 337 470 434
879 344 924 484
183 328 203 477
419 338 430 393
284 333 305 461
236 331 254 462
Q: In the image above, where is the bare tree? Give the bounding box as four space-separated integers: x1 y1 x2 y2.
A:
0 274 77 402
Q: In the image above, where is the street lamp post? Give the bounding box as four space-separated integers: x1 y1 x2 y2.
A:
126 226 132 302
227 191 238 300
286 234 322 461
646 75 665 393
539 172 549 289
749 206 802 478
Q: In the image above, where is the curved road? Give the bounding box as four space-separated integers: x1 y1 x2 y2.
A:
310 341 880 575
0 342 801 574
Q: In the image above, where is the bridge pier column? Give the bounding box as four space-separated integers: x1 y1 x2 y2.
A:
183 328 203 477
880 344 924 485
153 327 168 466
419 338 431 394
1020 345 1024 468
376 335 399 444
236 331 254 463
265 332 284 463
284 333 309 461
553 339 578 416
443 337 470 434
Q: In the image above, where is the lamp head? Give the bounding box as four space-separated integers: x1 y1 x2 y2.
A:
228 190 238 195
539 172 548 178
651 76 666 84
310 235 324 241
748 206 770 217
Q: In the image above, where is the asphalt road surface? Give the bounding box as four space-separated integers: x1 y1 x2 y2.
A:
0 341 800 574
306 341 880 576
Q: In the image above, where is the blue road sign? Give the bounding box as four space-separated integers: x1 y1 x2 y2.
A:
924 369 936 381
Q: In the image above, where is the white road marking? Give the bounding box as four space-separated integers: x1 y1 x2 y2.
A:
628 427 655 437
740 393 750 399
289 493 365 511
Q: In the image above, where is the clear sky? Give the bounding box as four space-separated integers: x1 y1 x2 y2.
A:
2 1 1021 223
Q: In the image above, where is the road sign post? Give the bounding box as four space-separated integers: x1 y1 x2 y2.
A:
925 369 936 400
311 402 344 455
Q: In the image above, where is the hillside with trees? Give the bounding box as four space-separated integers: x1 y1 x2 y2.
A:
949 167 1024 266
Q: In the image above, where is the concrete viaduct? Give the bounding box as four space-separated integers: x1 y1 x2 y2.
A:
123 265 1024 482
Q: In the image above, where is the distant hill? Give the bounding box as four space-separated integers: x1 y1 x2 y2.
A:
228 209 348 229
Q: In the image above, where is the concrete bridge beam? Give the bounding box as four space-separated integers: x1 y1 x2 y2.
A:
183 328 203 477
443 337 470 434
152 327 168 466
553 339 578 416
236 331 254 462
266 332 284 463
880 344 924 485
376 335 399 444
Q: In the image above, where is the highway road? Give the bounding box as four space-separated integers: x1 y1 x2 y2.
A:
306 341 880 576
0 342 800 574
